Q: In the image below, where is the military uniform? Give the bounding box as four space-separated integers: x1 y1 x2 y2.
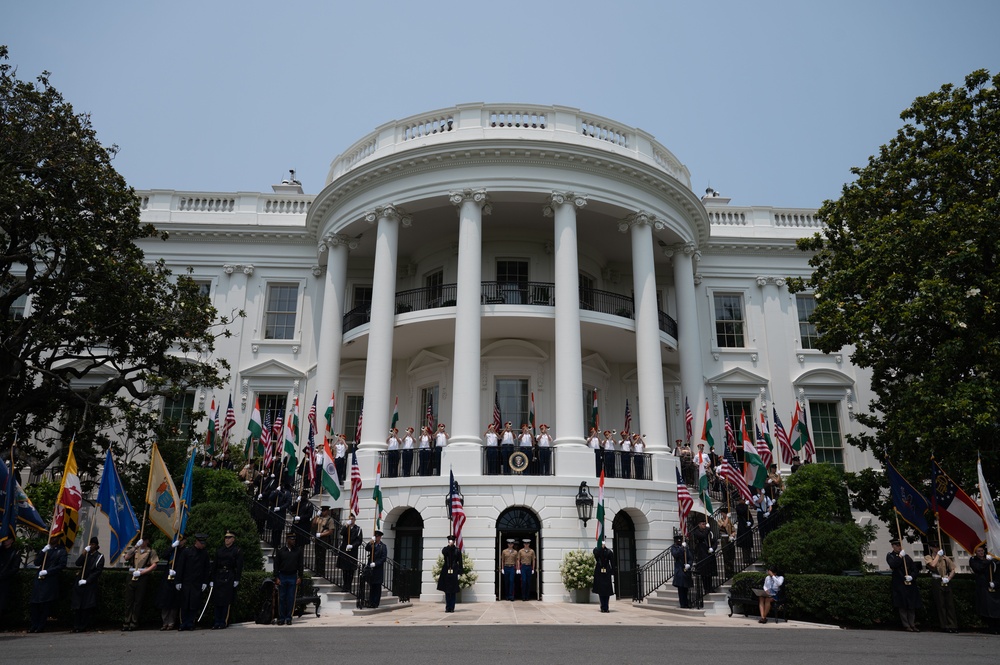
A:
518 540 536 601
71 539 104 632
364 532 387 608
592 545 616 612
923 549 958 632
969 549 1000 634
210 532 244 628
122 539 159 630
29 540 66 633
338 519 363 593
691 521 717 594
886 540 923 631
312 508 336 576
0 538 22 619
669 537 693 608
175 534 211 630
437 536 463 612
290 492 314 550
500 540 518 600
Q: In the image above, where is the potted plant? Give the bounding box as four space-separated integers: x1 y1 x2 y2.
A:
432 551 478 601
560 549 595 603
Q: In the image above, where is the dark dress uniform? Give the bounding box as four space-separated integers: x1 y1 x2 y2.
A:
155 541 184 629
0 540 22 619
290 494 314 550
886 545 922 631
437 538 463 612
669 539 693 608
691 522 718 594
338 521 363 593
592 545 616 612
735 502 754 564
71 546 104 632
175 539 211 630
267 487 292 551
273 537 304 625
29 543 67 632
210 539 244 628
364 536 387 608
969 551 1000 634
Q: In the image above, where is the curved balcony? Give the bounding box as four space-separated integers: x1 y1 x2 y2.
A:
342 282 678 338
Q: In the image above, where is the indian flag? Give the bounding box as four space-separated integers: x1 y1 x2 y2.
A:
698 452 714 513
741 409 768 488
246 398 263 458
320 438 341 500
595 469 605 547
372 462 383 531
391 396 398 430
591 388 599 431
325 392 335 437
204 398 216 456
284 399 298 476
700 400 715 451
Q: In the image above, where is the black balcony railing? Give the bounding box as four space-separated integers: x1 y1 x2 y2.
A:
591 450 652 481
343 282 678 336
377 449 442 478
482 446 556 476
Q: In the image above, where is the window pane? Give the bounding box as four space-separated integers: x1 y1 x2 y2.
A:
344 395 364 443
808 401 843 468
496 378 529 428
579 273 595 310
797 294 819 350
161 392 196 442
256 393 288 430
353 286 373 309
714 294 745 348
420 386 439 429
265 284 298 340
722 400 754 462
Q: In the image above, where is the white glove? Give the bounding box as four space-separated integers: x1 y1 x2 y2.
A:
201 583 207 591
272 506 279 512
294 516 301 522
210 582 215 588
369 562 375 568
937 549 944 557
38 570 48 578
129 567 136 573
904 575 912 582
136 539 144 548
176 583 182 590
684 564 691 571
78 579 87 586
234 581 239 588
991 582 996 589
746 522 752 527
169 569 177 577
346 544 353 551
942 577 950 585
133 570 142 579
708 547 714 554
42 544 51 552
316 532 322 538
270 474 275 478
898 549 905 557
172 540 180 548
84 546 91 553
987 554 994 561
258 494 264 500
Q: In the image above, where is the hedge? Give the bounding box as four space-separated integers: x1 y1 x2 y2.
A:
0 567 315 631
730 572 986 630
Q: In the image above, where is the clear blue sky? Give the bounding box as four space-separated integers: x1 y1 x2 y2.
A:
6 0 998 208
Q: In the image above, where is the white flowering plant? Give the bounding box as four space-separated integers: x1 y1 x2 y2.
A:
559 549 595 590
432 551 478 590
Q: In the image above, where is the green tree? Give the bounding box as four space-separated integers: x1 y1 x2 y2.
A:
791 69 1000 509
0 46 235 483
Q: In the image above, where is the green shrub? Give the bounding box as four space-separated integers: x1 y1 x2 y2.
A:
776 463 852 521
762 519 868 574
191 467 247 506
183 501 263 572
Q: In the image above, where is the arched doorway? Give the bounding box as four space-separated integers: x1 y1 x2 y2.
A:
613 511 636 599
393 508 424 598
495 507 542 601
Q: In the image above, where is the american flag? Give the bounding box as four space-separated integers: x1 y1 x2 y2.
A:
622 399 632 438
308 394 318 440
304 421 317 490
349 451 362 517
448 470 466 551
675 467 694 537
801 409 816 463
755 423 773 468
425 396 435 431
354 409 363 446
721 448 753 502
724 417 737 454
684 397 694 443
773 407 794 465
492 392 502 431
221 395 237 454
261 413 274 467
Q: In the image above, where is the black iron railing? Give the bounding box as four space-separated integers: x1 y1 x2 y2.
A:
377 449 441 478
592 450 653 481
356 547 411 608
481 446 557 476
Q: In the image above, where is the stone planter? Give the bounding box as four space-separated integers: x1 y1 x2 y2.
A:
571 589 591 604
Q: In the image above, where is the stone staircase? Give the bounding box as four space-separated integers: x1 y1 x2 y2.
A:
635 561 767 618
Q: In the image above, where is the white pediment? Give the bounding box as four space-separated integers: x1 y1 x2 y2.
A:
793 368 855 388
582 352 610 379
706 367 769 386
406 349 451 373
482 340 549 361
239 358 304 379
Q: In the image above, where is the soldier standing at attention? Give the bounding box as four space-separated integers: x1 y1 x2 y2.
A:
518 538 536 601
122 536 159 631
500 538 518 601
210 530 244 629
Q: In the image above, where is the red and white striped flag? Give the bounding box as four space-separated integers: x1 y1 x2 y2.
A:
261 413 274 467
756 419 773 469
720 448 753 502
724 417 737 454
622 399 632 438
221 395 237 454
684 397 694 443
425 396 435 431
349 451 362 517
354 409 363 446
448 470 466 551
308 394 318 440
772 407 795 465
675 467 693 537
492 392 502 431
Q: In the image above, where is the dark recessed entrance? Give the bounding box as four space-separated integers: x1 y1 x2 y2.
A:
496 507 541 601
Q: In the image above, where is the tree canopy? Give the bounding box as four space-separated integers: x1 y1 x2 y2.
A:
793 69 1000 508
0 46 232 480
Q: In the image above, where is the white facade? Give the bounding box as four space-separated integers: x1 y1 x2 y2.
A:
135 104 880 600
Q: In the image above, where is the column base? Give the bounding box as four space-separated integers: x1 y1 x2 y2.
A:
441 446 483 476
554 446 599 479
649 452 679 483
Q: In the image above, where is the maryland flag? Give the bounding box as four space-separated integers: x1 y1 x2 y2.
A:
145 443 180 538
50 440 83 546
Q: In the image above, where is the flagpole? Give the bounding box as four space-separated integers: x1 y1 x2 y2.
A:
42 435 76 572
893 510 910 582
79 503 98 582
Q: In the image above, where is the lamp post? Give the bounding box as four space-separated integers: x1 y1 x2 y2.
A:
576 481 594 525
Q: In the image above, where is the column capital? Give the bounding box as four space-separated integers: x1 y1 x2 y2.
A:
223 263 255 276
617 210 665 233
755 275 787 288
320 233 359 252
662 242 697 258
542 191 588 217
449 188 493 215
364 204 412 227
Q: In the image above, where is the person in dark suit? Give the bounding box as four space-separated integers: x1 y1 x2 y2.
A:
29 536 67 633
175 533 211 631
364 530 387 608
437 535 463 612
273 531 303 625
290 490 314 550
691 518 717 594
886 538 923 632
71 536 104 632
210 530 244 629
969 545 1000 634
338 514 363 593
669 534 693 608
592 543 616 613
267 483 293 552
0 536 22 622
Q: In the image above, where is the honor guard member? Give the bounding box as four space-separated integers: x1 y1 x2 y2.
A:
210 530 244 629
501 539 518 600
500 422 516 475
518 539 536 601
0 535 22 621
537 424 553 476
691 518 718 594
484 424 500 475
267 482 293 551
619 432 632 479
924 542 958 633
588 427 602 476
71 536 104 632
518 424 535 475
122 536 159 631
364 530 387 608
29 535 67 633
338 514 363 593
401 427 415 477
437 535 463 612
716 507 736 579
386 429 401 478
418 427 433 477
970 545 1000 634
887 538 923 632
311 505 336 576
290 490 314 549
175 533 211 631
669 534 693 608
273 531 303 625
592 543 616 612
156 533 186 630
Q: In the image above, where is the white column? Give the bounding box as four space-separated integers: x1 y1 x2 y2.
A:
315 234 355 437
668 243 706 440
621 212 669 452
448 189 490 448
546 192 587 448
359 205 409 452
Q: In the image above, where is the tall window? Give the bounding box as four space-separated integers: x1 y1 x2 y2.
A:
194 280 212 298
264 283 298 340
256 393 288 431
353 285 373 310
161 392 196 443
344 395 364 443
583 387 597 433
579 273 595 310
420 386 439 430
722 399 755 462
496 378 529 428
425 270 444 306
796 294 819 349
714 293 745 348
9 292 28 321
808 401 844 467
497 259 528 304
